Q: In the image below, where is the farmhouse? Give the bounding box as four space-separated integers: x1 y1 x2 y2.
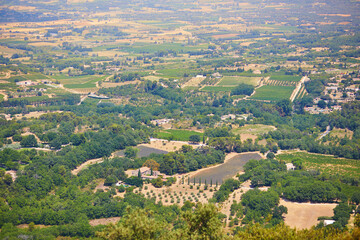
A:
221 114 236 121
212 72 222 78
286 163 296 171
132 167 164 180
16 80 36 86
323 220 336 226
151 118 173 126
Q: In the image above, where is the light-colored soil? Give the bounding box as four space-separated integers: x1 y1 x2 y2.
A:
280 199 337 229
182 76 206 88
140 139 199 152
5 111 63 120
102 80 140 88
239 134 257 142
232 124 276 136
89 217 121 226
71 158 104 175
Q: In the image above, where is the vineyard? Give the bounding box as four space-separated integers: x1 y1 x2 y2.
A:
263 78 297 87
294 85 308 100
250 85 295 101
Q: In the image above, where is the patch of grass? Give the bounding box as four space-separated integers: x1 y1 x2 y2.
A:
250 85 295 101
201 86 235 92
217 76 260 86
53 75 107 89
276 152 360 177
24 73 49 80
270 75 302 82
156 129 203 141
232 124 276 135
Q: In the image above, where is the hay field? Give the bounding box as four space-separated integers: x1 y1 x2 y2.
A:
280 199 336 229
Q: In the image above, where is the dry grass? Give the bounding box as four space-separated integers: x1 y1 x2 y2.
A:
102 80 139 88
89 217 121 226
280 199 337 229
182 76 205 88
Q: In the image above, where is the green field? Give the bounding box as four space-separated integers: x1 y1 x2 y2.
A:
24 73 49 80
217 76 260 86
156 129 204 141
277 152 360 177
250 85 295 101
270 75 302 82
201 86 235 92
232 124 276 135
52 75 106 89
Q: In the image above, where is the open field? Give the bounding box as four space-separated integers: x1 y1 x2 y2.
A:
250 85 295 101
232 124 276 136
156 129 204 141
280 199 337 229
276 151 360 177
201 86 235 92
182 76 205 88
329 128 353 140
217 76 261 86
269 75 302 82
51 75 106 89
192 152 263 184
140 139 200 152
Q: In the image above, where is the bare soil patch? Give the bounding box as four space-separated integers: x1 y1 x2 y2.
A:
89 217 121 226
280 199 336 229
102 80 139 88
182 76 206 88
71 158 104 175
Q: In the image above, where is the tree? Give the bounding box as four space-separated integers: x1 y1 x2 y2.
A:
231 84 254 96
181 203 223 239
267 152 275 159
151 177 163 188
142 159 160 171
96 207 172 239
20 135 37 148
189 135 201 144
124 147 139 159
276 99 292 116
104 175 118 186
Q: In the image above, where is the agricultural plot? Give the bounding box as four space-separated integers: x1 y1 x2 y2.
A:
23 73 49 80
192 152 263 184
216 76 261 87
276 152 360 177
269 75 302 82
156 129 203 141
263 79 297 86
250 85 295 101
201 86 235 92
329 128 353 140
52 75 106 89
232 124 276 136
114 145 168 158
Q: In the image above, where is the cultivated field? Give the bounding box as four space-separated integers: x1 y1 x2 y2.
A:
276 151 360 177
114 145 168 158
250 85 295 101
192 152 263 184
156 129 204 141
216 76 261 87
201 86 235 92
232 124 276 136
